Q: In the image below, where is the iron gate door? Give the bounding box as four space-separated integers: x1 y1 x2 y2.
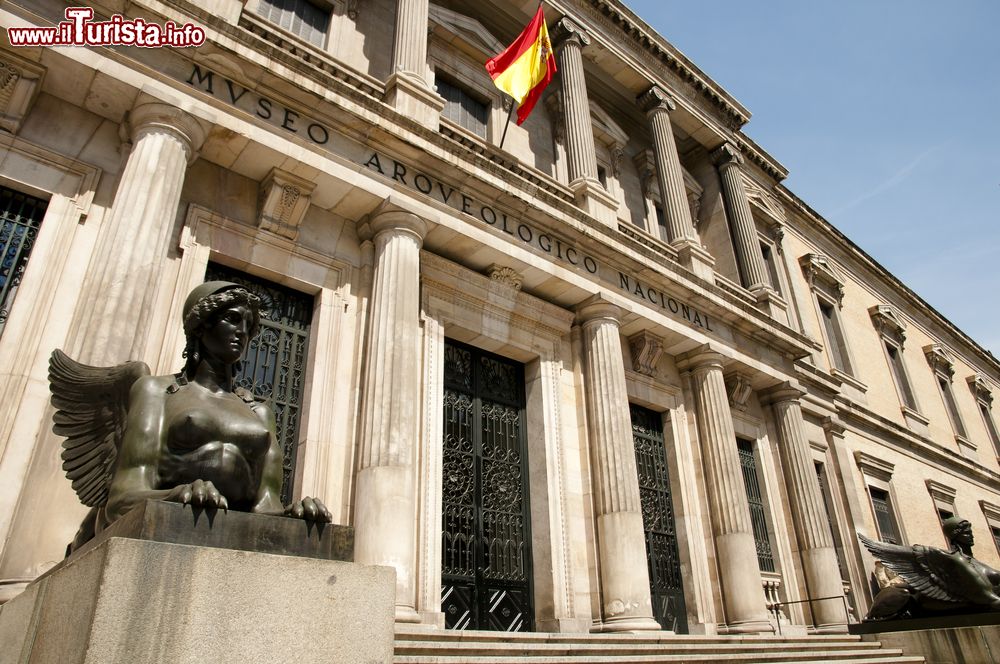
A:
630 404 688 633
205 263 313 506
441 340 533 631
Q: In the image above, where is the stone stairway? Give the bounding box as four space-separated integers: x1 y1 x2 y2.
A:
393 626 925 664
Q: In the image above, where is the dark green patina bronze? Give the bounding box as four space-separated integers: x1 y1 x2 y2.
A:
50 281 332 554
860 517 1000 621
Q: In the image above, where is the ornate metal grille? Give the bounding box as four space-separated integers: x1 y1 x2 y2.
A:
205 263 313 505
630 404 687 633
0 186 47 338
441 340 532 631
736 438 775 572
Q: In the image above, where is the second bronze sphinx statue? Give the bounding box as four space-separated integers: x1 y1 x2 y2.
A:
51 281 332 553
860 517 1000 620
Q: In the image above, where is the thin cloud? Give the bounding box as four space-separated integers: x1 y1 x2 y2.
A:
830 144 944 216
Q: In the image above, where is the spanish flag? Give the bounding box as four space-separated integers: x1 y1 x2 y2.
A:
485 6 556 125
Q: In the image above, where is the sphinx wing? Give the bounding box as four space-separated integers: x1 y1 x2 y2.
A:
858 533 962 603
49 349 150 508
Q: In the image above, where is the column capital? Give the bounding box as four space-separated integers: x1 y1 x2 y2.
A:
760 380 806 406
675 344 726 373
553 17 590 50
574 293 622 326
127 102 206 162
636 85 676 115
365 203 428 245
711 142 744 169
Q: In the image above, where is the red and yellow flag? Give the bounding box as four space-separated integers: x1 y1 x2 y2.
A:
485 6 556 125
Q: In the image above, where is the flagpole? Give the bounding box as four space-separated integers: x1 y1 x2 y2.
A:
498 100 516 151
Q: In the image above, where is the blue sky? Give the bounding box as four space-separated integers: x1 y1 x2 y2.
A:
624 1 1000 359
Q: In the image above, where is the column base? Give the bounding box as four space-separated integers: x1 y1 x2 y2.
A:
386 72 445 129
719 618 776 635
569 177 620 227
536 617 592 634
673 238 715 281
395 604 423 624
811 623 849 634
416 611 446 629
598 616 665 633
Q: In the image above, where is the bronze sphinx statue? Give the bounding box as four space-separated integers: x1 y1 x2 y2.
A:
860 517 1000 620
51 281 331 553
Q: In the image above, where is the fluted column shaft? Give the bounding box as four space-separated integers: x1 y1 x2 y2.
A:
578 298 659 631
75 102 204 365
638 87 697 244
355 209 426 624
769 388 846 629
684 350 771 633
713 143 769 291
391 0 429 78
555 19 598 186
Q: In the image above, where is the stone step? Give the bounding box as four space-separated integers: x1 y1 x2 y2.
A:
394 639 887 657
393 652 923 664
394 627 866 645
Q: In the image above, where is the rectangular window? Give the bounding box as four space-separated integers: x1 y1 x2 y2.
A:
869 487 902 545
981 403 1000 454
819 300 851 374
437 76 489 138
937 376 968 438
597 165 608 188
0 185 47 339
256 0 330 46
992 526 1000 557
737 438 775 572
885 342 917 410
760 242 782 295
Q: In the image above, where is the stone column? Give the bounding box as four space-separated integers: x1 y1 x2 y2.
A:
712 143 770 293
75 101 205 365
637 87 697 245
764 385 846 630
354 206 426 624
386 0 443 127
553 19 619 226
679 347 771 633
577 295 660 632
633 87 714 279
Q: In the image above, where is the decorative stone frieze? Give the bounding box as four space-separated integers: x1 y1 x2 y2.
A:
869 304 907 344
0 55 44 133
724 371 753 412
924 343 956 378
486 264 523 290
258 168 316 240
627 330 663 376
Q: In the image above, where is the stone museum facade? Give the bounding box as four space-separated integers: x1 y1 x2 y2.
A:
1 0 999 639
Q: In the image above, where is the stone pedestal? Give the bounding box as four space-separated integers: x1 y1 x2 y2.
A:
0 537 394 664
385 0 442 127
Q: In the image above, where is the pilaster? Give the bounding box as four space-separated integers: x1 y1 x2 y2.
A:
576 295 660 632
355 204 427 624
677 346 771 633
